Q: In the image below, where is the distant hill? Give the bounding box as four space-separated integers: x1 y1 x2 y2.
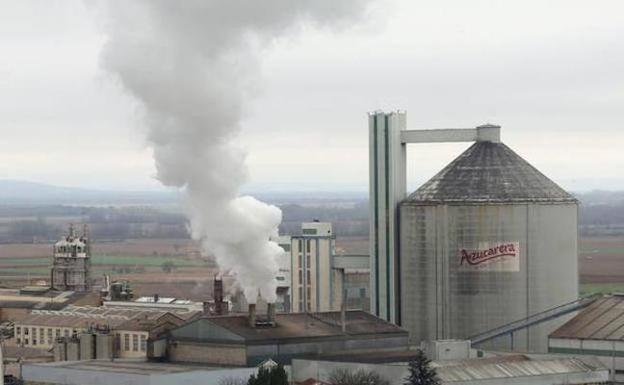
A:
575 190 624 206
0 180 180 205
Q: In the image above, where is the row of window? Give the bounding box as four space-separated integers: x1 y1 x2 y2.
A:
15 326 147 353
120 333 147 352
297 269 313 285
16 326 72 346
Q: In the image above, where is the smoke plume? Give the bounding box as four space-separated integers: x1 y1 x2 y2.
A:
96 1 370 302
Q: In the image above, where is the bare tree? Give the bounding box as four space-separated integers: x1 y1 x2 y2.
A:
328 368 391 385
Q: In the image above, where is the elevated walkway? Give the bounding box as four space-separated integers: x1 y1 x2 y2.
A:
470 294 602 346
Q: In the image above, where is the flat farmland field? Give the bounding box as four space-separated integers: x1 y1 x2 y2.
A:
0 239 220 301
1 235 622 299
579 236 624 294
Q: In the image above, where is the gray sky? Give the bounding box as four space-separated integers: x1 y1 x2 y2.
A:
1 0 623 192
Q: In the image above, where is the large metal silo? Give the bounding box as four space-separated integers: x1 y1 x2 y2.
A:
399 141 578 352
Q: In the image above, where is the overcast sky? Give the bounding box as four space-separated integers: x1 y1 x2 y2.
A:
1 0 623 193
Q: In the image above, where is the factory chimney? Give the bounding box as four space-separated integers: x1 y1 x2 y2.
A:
248 304 257 328
267 303 276 325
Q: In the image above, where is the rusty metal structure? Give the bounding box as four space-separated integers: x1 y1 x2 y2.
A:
50 224 91 292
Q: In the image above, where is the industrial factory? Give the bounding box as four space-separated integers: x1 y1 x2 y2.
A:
0 111 611 385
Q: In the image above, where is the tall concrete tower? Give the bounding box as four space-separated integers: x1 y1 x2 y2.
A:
369 111 501 323
51 224 91 292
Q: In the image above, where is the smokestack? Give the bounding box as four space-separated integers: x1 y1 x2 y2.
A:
97 0 373 308
214 276 223 302
248 304 257 328
267 303 276 325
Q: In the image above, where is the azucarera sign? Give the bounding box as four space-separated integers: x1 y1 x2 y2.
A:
459 242 520 271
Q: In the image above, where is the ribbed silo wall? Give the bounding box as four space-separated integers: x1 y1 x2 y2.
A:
399 202 578 352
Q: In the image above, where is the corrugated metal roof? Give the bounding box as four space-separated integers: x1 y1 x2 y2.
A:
404 141 576 204
550 294 624 340
16 305 186 331
171 311 407 344
436 357 605 382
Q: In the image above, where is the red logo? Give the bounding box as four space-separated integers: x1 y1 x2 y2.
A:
460 243 517 266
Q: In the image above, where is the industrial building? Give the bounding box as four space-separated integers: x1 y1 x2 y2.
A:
549 294 624 383
369 111 578 352
277 222 369 313
163 306 408 366
21 360 260 385
50 224 92 292
291 355 608 385
11 305 196 360
0 287 100 321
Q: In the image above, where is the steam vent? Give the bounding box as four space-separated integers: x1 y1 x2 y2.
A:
399 141 578 352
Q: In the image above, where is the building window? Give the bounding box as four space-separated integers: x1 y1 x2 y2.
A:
307 287 312 302
47 329 53 345
298 287 303 301
24 328 29 336
140 335 147 352
306 254 311 268
24 338 29 345
306 270 311 285
298 254 303 268
64 329 69 338
132 334 138 352
124 334 130 351
298 302 303 311
40 328 45 344
16 327 21 335
306 239 311 251
298 270 303 282
298 239 303 252
56 329 60 338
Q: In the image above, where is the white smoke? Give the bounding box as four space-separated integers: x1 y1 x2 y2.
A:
95 1 371 303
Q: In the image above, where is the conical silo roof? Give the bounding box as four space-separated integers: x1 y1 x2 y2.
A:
405 141 576 204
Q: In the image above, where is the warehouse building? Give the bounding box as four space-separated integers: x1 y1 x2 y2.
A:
164 308 408 366
549 294 624 383
292 355 608 385
11 305 195 360
22 360 260 385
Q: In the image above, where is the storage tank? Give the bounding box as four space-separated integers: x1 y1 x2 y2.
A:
399 140 578 352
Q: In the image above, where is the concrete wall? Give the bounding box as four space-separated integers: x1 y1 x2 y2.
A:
15 324 85 349
23 363 261 385
292 359 407 385
116 331 149 359
246 335 409 365
400 203 578 352
169 341 247 366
